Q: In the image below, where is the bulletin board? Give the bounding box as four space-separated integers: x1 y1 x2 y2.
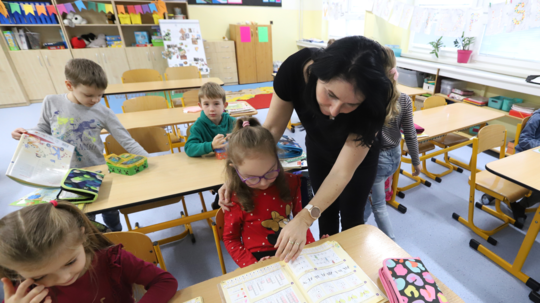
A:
187 0 281 7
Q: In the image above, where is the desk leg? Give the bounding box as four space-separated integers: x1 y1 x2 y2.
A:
470 205 540 291
104 95 110 108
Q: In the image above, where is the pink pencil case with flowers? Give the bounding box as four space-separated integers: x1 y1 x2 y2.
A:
379 257 448 303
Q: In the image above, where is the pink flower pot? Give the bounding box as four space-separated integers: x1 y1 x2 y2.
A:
457 50 473 63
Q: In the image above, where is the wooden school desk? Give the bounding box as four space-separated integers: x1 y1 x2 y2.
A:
388 104 506 213
101 103 258 134
168 225 464 303
470 147 540 292
397 84 428 111
103 78 225 108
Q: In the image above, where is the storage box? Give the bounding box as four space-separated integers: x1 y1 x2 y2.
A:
151 38 164 46
488 96 504 110
106 153 148 175
396 67 423 88
423 82 435 93
501 98 514 112
440 79 466 95
134 31 149 45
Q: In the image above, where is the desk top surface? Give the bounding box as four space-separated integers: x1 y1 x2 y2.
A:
105 78 224 95
168 225 464 303
486 146 540 192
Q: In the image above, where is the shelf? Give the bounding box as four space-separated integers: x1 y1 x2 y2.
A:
435 93 525 121
1 24 61 27
121 24 159 26
66 24 118 27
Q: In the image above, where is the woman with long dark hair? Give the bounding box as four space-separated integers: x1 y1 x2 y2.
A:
220 36 399 262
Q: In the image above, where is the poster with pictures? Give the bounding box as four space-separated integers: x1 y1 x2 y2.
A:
159 20 209 75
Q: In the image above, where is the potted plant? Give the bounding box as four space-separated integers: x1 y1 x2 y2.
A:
454 32 475 63
429 36 444 59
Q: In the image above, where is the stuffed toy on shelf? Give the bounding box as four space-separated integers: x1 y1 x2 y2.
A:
63 13 87 27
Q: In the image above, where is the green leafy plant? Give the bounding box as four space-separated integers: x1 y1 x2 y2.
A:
454 32 475 50
429 36 445 58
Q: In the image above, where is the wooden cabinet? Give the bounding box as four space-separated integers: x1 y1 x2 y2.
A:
229 24 273 84
72 48 129 85
125 46 168 76
9 51 57 100
41 49 72 94
0 46 28 107
204 41 238 85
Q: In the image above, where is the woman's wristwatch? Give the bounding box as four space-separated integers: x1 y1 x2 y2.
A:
304 205 321 220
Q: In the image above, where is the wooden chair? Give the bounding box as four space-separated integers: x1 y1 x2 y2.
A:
211 208 227 275
398 140 436 196
121 96 185 151
104 231 166 302
164 66 201 80
452 125 530 245
122 69 163 83
507 116 531 155
103 127 208 245
422 96 470 182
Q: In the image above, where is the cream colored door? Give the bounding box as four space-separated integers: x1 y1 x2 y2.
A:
150 46 168 76
0 48 28 106
125 47 153 70
71 48 103 66
10 51 56 101
100 48 130 84
41 49 73 94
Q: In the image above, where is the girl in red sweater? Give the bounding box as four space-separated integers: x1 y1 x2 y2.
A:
0 201 177 303
223 117 316 268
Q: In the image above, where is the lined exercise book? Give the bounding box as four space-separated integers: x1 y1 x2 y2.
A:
6 130 74 188
218 241 387 303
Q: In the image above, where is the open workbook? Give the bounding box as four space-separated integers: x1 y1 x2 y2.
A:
219 241 387 303
6 130 74 188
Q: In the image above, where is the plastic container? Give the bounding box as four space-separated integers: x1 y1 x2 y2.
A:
440 79 466 95
501 98 514 112
488 96 504 110
469 125 481 135
215 148 227 160
514 98 524 103
396 67 423 88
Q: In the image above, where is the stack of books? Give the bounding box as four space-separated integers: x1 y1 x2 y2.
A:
463 96 489 106
226 102 255 115
509 103 540 118
448 88 475 101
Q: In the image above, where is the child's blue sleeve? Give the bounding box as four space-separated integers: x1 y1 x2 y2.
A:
516 114 540 153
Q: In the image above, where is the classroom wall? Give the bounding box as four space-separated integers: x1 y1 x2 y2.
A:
364 12 410 49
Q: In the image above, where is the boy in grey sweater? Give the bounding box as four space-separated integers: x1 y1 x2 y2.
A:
11 58 149 231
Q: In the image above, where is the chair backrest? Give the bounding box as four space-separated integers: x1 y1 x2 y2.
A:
122 69 163 83
422 96 447 110
122 96 169 113
477 124 507 155
104 127 172 155
104 232 160 266
165 66 201 80
182 89 200 107
215 208 225 241
186 124 193 138
514 116 531 146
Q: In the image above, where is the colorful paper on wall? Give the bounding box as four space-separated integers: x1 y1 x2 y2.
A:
116 5 125 14
65 3 75 13
148 3 157 12
57 3 67 15
240 26 251 42
105 4 113 13
74 0 86 11
506 0 530 33
486 3 506 35
142 4 151 14
36 4 46 16
399 4 414 29
46 4 57 15
22 4 34 15
97 2 106 13
464 8 484 36
258 26 268 42
135 5 143 14
388 2 403 26
87 1 96 11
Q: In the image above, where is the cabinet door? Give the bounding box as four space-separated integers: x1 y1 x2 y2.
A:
0 48 28 106
230 25 257 84
253 25 274 83
150 46 168 76
10 51 56 101
71 49 103 66
100 48 130 84
41 49 73 94
126 47 153 70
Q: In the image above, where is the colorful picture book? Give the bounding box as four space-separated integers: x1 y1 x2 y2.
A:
6 130 74 188
10 188 61 207
226 101 255 115
218 241 386 303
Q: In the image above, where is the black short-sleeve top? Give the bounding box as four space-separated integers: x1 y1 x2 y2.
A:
274 48 359 158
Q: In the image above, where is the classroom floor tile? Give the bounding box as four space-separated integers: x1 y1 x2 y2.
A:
1 84 539 302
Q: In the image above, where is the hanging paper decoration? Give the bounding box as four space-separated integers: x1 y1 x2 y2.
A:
9 2 21 14
135 5 143 14
389 2 403 26
0 1 8 18
410 7 436 34
464 8 484 36
127 5 136 14
486 3 505 35
46 4 57 15
74 0 86 11
435 9 466 37
116 5 125 14
57 3 67 15
36 4 47 16
153 0 167 17
105 4 113 13
148 3 157 13
530 0 540 29
399 4 414 29
65 3 75 13
363 0 375 12
97 2 106 13
87 1 96 11
379 0 394 21
506 0 530 33
22 3 34 15
142 4 150 14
